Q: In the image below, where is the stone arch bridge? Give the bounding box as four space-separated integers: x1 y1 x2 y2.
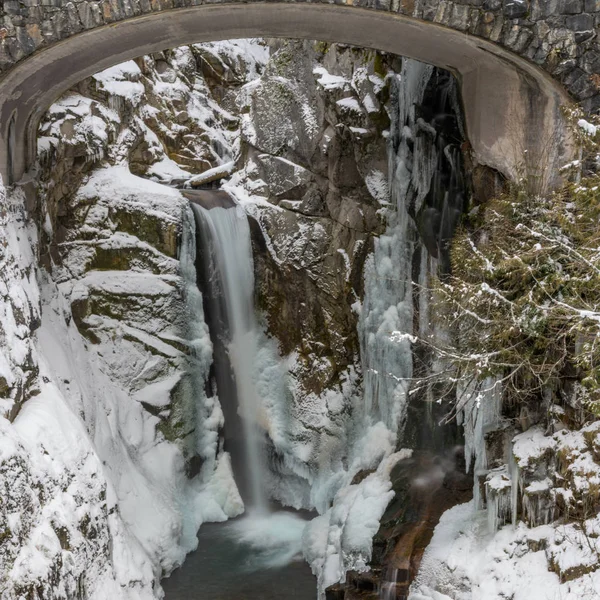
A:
0 0 598 186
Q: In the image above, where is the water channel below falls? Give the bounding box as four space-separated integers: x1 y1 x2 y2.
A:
161 511 317 600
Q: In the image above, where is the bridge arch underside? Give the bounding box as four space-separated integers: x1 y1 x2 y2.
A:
0 3 573 187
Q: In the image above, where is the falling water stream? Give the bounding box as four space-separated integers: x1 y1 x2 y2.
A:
163 190 315 599
379 568 399 600
191 196 268 513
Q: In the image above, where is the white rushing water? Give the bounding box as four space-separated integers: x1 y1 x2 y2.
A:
379 567 399 600
191 202 269 514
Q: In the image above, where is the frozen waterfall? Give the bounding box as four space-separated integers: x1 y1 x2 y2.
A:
356 58 466 453
357 60 434 442
191 194 269 514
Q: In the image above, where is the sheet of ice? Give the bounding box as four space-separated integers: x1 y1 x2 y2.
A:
358 60 434 454
456 377 503 511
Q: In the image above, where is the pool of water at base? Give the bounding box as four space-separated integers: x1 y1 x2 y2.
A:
161 513 317 600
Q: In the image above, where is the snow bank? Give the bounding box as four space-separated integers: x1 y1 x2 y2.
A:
513 426 557 468
412 501 600 600
184 160 235 188
0 388 156 599
0 180 155 597
79 164 182 203
413 419 600 600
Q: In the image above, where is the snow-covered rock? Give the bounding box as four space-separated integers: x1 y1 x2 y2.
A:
412 500 600 600
1 40 271 598
0 163 249 598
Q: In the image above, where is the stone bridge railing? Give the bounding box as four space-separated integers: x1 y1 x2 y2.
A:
1 0 598 113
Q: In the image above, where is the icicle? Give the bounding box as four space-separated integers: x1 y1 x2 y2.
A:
84 148 104 165
108 95 125 116
458 377 503 475
509 447 520 527
522 478 555 527
457 377 504 513
485 466 513 533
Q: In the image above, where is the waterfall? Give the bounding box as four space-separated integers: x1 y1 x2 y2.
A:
191 197 269 514
379 568 399 600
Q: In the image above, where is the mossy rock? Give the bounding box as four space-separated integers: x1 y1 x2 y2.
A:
157 374 197 447
0 377 9 397
109 208 179 258
89 246 164 274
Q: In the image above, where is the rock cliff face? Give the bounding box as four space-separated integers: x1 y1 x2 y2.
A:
0 185 40 422
227 41 395 508
241 41 390 402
